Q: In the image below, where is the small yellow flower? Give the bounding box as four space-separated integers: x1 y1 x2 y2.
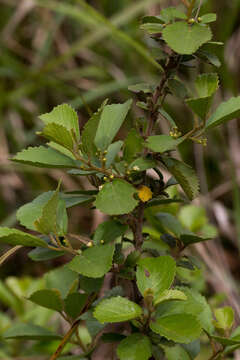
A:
138 185 153 202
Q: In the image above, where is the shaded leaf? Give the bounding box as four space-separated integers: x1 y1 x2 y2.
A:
0 228 47 248
93 220 127 245
117 333 152 360
28 289 63 312
45 266 78 299
64 293 88 318
146 135 184 153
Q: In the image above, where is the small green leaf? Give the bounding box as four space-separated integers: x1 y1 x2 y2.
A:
28 289 63 312
197 50 221 67
123 129 143 163
160 7 187 22
156 212 189 237
128 83 153 94
168 79 188 99
3 323 61 340
12 146 77 168
136 256 176 299
206 96 240 129
68 244 115 278
201 13 217 24
150 314 201 343
105 140 123 168
39 104 80 141
0 227 47 248
146 135 184 153
154 289 187 306
129 158 156 171
94 100 132 150
163 157 199 200
64 293 88 319
212 335 240 346
79 276 104 294
93 296 142 323
95 179 138 215
45 266 78 298
214 307 234 331
179 205 207 231
163 22 212 55
141 23 163 34
28 247 64 261
164 345 191 360
93 220 127 245
117 333 152 360
180 234 210 245
42 123 74 150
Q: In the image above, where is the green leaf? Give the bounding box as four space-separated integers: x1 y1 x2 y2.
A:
164 345 191 360
154 289 187 306
163 158 199 200
136 256 176 299
95 179 138 215
94 100 132 150
178 205 207 231
79 276 104 294
163 22 212 55
93 296 142 323
214 307 234 330
156 212 189 237
93 220 127 245
201 13 217 24
159 109 177 127
146 135 184 153
45 266 78 298
28 247 64 261
64 293 88 318
0 227 47 248
140 23 163 34
117 333 152 360
68 244 115 278
81 100 107 155
129 158 156 171
180 234 210 246
105 140 123 168
128 83 153 93
3 323 61 340
160 7 187 22
42 123 74 150
197 50 221 67
39 104 80 141
34 184 60 234
12 146 77 168
206 96 240 129
28 289 63 312
168 79 188 99
186 73 219 119
150 313 201 343
212 335 240 346
123 129 144 163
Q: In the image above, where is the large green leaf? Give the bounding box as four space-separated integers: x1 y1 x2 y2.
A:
94 100 132 150
95 179 138 215
206 96 240 129
93 296 142 323
93 220 127 245
0 228 47 248
136 256 176 299
162 22 212 55
163 158 199 200
117 333 152 360
3 323 61 340
12 146 77 168
42 123 74 150
146 135 184 153
28 289 63 312
39 104 80 141
68 244 115 278
150 313 201 343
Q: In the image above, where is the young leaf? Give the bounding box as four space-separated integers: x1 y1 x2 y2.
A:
206 96 240 129
3 323 61 340
12 146 77 168
39 104 80 141
136 256 176 299
146 135 184 153
178 205 207 231
200 13 217 24
129 158 156 171
93 296 142 323
117 333 152 360
150 313 201 343
93 220 127 245
214 307 234 331
123 129 143 163
160 7 187 22
154 289 187 306
163 157 199 200
0 227 47 248
94 100 132 150
64 293 88 318
28 289 63 312
42 123 74 150
105 140 123 168
95 179 138 215
162 22 212 55
68 244 115 278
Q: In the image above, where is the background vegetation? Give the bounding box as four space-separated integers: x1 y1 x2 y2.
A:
1 0 240 358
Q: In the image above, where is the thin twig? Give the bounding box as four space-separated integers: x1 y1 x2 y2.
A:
195 0 203 20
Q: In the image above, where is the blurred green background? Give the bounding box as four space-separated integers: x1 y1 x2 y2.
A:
1 0 240 358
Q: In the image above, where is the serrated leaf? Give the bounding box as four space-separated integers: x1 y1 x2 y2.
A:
68 244 115 278
163 158 199 200
39 104 80 141
64 293 88 318
12 146 77 168
95 179 138 215
42 123 74 150
0 227 47 248
206 96 240 129
93 296 142 323
214 307 234 330
105 140 123 168
146 135 184 153
94 100 132 150
117 333 152 360
154 289 187 306
28 289 63 312
150 313 201 343
3 323 61 340
201 13 217 24
136 256 176 299
163 22 212 55
93 220 127 245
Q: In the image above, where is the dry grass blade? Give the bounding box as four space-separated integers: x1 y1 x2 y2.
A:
0 245 23 266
